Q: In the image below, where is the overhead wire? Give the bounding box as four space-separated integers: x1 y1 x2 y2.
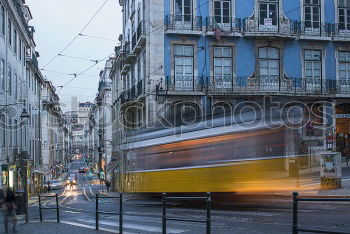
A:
41 0 110 69
57 52 114 93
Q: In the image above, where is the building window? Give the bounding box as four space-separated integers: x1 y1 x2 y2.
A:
9 119 12 147
338 0 350 30
304 0 320 29
174 0 192 22
259 0 278 27
14 120 17 147
214 0 231 24
19 39 22 61
213 46 232 89
14 74 17 98
1 5 4 37
174 45 194 90
0 59 4 90
1 115 5 147
8 19 11 46
13 29 17 54
8 66 11 96
338 51 350 81
258 47 280 78
304 49 321 79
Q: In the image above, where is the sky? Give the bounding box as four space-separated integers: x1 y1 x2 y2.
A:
26 0 122 111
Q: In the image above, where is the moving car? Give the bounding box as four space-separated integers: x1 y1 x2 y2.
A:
66 176 77 185
78 167 87 173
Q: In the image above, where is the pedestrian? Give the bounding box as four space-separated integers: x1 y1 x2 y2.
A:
47 181 51 191
105 180 110 193
0 186 7 232
3 189 17 233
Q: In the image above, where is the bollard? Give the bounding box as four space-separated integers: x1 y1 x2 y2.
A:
292 192 299 234
96 194 99 230
162 193 167 234
119 193 123 234
206 192 211 234
38 194 43 222
56 194 60 223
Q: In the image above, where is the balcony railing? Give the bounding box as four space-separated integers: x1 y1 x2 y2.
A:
165 15 202 31
165 76 204 92
332 23 350 38
120 80 145 104
206 17 241 34
242 17 298 36
132 20 146 50
205 76 350 96
123 41 131 55
298 21 332 37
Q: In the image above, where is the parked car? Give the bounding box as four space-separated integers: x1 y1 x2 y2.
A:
49 179 63 190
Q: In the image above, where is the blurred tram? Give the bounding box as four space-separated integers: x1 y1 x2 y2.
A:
118 112 318 193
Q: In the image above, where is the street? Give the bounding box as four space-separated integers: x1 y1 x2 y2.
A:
25 158 350 234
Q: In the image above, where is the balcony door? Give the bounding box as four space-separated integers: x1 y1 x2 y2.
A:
213 47 232 90
214 0 231 31
259 0 278 31
304 50 322 92
174 0 192 29
338 0 350 35
304 0 321 35
258 47 280 91
174 45 194 91
338 51 350 92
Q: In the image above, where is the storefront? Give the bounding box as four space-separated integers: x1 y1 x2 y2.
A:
336 103 350 161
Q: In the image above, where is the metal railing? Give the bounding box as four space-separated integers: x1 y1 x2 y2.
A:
206 17 241 33
292 192 350 234
165 15 203 31
166 76 204 92
205 76 350 95
38 193 60 223
298 21 332 37
332 23 350 38
242 17 298 36
95 193 123 233
123 41 131 55
162 193 211 234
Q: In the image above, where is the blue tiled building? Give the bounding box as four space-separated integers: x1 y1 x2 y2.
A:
113 0 350 158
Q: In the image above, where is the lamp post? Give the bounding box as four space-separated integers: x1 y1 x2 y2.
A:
19 107 30 224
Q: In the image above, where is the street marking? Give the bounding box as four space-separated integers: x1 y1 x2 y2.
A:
76 218 188 233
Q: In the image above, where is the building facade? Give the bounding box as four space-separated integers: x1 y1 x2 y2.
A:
110 0 350 190
0 0 69 192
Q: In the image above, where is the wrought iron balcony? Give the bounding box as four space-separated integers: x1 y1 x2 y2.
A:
132 20 146 52
206 17 241 34
165 76 204 92
332 23 350 39
165 15 202 32
242 17 298 36
206 76 350 96
120 80 145 105
298 21 332 38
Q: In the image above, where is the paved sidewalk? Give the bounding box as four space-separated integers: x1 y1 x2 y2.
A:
15 221 112 234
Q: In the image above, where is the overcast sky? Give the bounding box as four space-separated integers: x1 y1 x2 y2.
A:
26 0 122 111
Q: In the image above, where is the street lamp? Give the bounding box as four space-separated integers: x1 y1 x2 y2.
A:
19 108 30 120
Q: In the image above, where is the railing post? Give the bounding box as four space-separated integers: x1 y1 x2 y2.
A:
206 192 211 234
96 194 99 230
162 193 167 234
38 194 43 222
56 194 60 223
292 192 299 234
119 193 123 234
